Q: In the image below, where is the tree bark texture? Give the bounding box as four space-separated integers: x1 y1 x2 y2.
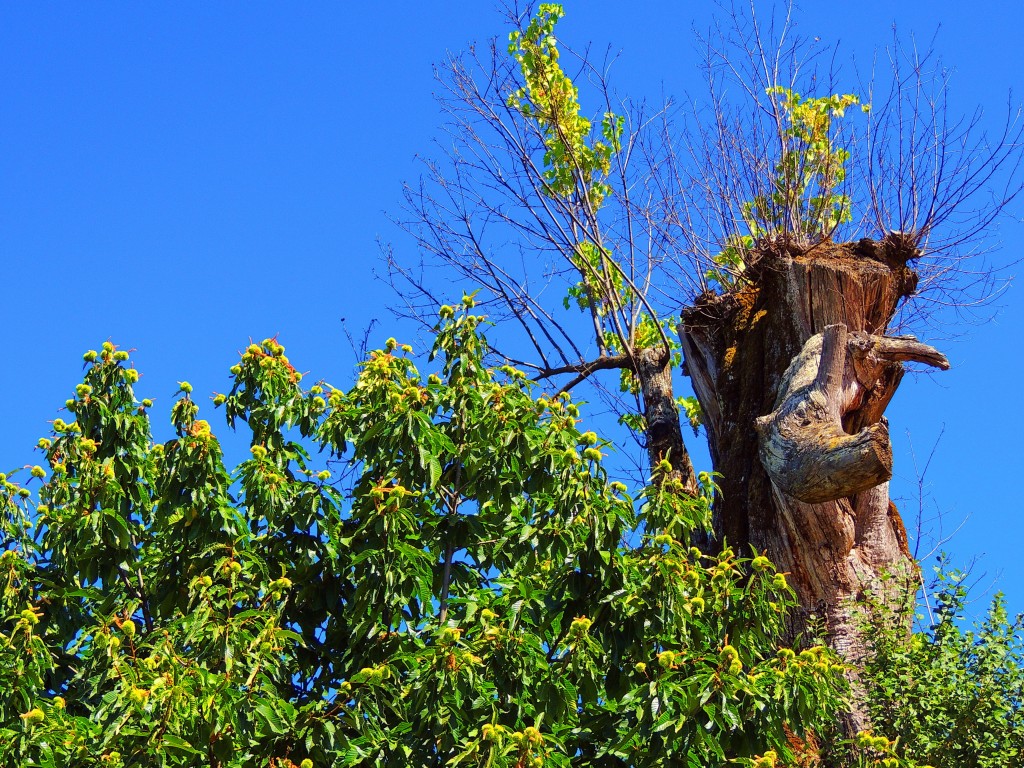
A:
679 236 946 731
637 345 697 492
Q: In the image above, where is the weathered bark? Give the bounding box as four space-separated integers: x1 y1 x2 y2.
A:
637 345 697 491
756 325 948 504
679 236 943 731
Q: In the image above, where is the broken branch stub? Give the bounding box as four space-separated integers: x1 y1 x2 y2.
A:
755 324 949 504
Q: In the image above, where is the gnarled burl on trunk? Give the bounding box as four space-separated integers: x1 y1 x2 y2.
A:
679 236 948 731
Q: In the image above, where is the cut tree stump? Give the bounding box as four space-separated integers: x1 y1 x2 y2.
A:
679 235 947 731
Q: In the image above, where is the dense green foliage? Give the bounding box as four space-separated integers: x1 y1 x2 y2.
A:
863 566 1024 767
0 303 856 767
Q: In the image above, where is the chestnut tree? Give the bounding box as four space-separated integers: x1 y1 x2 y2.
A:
0 316 884 767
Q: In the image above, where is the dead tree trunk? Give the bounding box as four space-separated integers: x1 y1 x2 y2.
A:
679 236 947 730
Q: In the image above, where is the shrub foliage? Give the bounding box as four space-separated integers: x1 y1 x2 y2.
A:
863 566 1024 768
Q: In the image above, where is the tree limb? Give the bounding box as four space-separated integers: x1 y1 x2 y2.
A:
755 323 948 503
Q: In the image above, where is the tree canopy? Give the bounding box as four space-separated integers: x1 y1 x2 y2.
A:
5 310 1023 767
0 311 858 767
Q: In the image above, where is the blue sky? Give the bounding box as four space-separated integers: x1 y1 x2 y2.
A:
2 2 1021 617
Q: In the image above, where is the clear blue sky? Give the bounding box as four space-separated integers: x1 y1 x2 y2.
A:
2 2 1021 617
